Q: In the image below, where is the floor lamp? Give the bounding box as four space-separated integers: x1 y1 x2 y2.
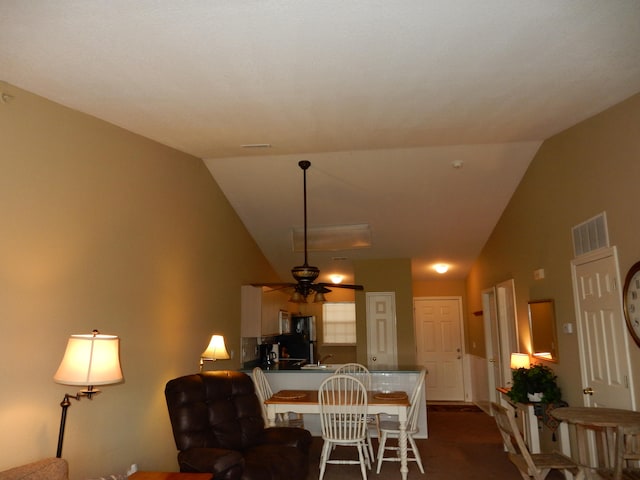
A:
53 330 123 458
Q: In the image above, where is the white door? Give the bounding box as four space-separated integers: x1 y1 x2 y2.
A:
572 247 636 409
366 292 398 368
496 279 519 386
482 287 501 409
414 297 465 401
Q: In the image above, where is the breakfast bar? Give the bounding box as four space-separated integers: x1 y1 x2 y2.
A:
244 364 428 438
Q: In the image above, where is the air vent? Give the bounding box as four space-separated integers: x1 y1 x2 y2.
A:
572 212 609 257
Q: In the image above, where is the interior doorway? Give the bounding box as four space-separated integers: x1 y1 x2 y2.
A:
414 297 465 401
481 279 518 411
480 287 500 412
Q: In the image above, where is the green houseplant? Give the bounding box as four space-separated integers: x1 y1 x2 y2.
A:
507 363 562 403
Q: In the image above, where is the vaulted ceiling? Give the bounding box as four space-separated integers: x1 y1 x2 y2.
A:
2 1 639 284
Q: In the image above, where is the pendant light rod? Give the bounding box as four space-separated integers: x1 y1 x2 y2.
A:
299 160 311 266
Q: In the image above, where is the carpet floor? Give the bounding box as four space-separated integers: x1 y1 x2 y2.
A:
305 406 567 479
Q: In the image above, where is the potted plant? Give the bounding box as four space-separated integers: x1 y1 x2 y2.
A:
507 363 562 403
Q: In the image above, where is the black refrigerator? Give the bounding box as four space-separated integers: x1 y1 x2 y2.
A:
277 315 316 363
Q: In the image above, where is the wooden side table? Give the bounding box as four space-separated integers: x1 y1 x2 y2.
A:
129 473 212 480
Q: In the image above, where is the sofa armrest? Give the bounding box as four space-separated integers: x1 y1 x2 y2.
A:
178 447 243 480
0 458 69 480
261 427 312 451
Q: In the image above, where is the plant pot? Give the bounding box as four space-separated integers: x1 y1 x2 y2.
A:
527 392 543 402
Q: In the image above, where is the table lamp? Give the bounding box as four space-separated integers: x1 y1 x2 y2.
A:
53 330 123 457
200 334 230 371
510 352 530 370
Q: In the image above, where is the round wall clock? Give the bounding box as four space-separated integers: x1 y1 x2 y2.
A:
623 261 640 348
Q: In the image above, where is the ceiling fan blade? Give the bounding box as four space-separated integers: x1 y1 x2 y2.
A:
310 284 332 293
316 282 364 291
250 283 296 291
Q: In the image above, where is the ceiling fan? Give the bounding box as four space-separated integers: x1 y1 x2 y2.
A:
252 160 364 303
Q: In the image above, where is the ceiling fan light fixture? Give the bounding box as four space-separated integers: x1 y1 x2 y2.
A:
289 290 306 303
313 291 327 303
291 264 320 283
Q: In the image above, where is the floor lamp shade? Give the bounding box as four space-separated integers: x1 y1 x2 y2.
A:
53 331 122 458
54 333 123 386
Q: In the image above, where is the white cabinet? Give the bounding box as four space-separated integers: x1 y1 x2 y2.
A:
241 285 289 337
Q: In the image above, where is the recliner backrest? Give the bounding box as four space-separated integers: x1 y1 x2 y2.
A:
165 370 265 452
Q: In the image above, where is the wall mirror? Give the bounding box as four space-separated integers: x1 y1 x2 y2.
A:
528 299 558 362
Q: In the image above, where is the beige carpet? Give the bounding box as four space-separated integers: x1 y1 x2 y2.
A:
306 407 567 479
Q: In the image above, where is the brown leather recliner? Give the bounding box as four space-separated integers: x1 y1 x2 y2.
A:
165 370 312 480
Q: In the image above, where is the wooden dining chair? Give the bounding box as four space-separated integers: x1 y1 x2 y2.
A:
334 363 372 388
376 369 426 474
597 423 640 480
251 367 304 427
318 374 370 480
492 402 585 480
333 362 377 460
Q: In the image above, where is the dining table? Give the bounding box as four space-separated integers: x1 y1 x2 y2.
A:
265 388 412 480
551 406 640 476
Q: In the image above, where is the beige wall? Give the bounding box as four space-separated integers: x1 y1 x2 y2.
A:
0 84 279 478
466 92 640 408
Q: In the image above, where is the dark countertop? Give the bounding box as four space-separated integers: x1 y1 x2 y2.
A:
242 359 308 371
241 360 424 373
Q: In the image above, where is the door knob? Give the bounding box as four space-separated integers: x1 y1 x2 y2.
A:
583 387 594 395
372 356 377 362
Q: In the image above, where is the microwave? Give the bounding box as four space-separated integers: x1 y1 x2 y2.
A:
278 310 292 334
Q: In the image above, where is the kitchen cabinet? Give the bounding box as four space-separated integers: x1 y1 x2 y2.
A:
241 285 289 337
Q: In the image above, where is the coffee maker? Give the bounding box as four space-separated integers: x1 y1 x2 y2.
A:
259 343 277 366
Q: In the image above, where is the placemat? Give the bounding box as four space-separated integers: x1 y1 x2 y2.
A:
272 391 307 400
373 391 408 400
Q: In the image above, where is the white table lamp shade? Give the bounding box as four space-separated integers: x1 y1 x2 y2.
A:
54 334 123 386
510 352 530 370
201 334 230 360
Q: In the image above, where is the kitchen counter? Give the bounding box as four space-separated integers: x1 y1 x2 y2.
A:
242 360 425 373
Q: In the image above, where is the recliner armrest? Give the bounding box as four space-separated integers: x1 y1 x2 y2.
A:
178 447 244 480
260 427 313 451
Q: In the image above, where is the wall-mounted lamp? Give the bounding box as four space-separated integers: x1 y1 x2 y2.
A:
53 330 123 458
200 334 230 371
510 352 530 370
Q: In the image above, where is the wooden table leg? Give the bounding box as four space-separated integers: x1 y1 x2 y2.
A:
399 416 408 480
266 403 277 427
